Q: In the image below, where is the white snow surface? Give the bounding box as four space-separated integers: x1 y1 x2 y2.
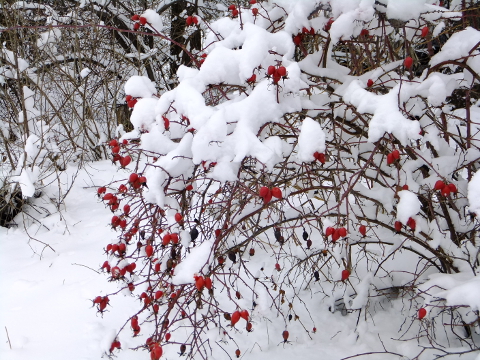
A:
396 190 421 224
468 170 480 215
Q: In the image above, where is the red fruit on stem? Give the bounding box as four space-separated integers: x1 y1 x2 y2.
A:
123 204 130 215
341 269 350 281
186 184 193 191
121 156 131 167
97 186 106 194
139 17 147 25
155 290 164 300
249 248 255 256
131 14 140 21
165 333 171 342
282 330 289 342
109 139 119 147
205 277 212 290
145 245 153 257
246 322 253 331
271 187 282 199
314 151 325 163
127 99 137 108
162 233 172 246
259 186 269 198
387 153 394 165
395 221 402 232
359 225 367 237
313 327 317 333
247 74 256 83
252 8 258 16
133 22 140 30
195 276 205 291
324 18 333 31
392 150 400 160
232 9 239 17
235 349 241 358
293 35 302 45
448 183 457 193
215 229 221 238
118 184 127 193
367 79 374 87
338 227 347 237
407 217 416 231
174 213 183 223
331 229 340 242
263 191 273 204
111 216 120 227
240 310 249 321
171 233 179 244
231 311 241 326
325 227 334 237
228 4 236 11
277 66 287 77
441 186 451 196
94 296 102 304
163 116 170 130
275 263 281 271
402 185 409 190
421 26 429 38
218 256 225 265
418 307 427 319
125 95 132 102
434 180 445 190
186 16 193 26
250 0 257 4
112 145 120 154
360 29 369 37
129 173 139 183
404 56 413 69
192 16 199 25
267 65 276 76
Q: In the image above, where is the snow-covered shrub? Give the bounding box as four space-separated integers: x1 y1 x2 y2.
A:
95 1 480 359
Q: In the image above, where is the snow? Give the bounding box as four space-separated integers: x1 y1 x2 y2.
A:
396 190 421 224
172 240 214 285
468 170 480 215
297 117 326 162
80 68 91 78
124 76 157 98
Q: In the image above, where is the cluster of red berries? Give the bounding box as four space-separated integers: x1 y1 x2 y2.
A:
161 233 179 246
267 65 287 84
125 94 138 109
110 262 136 279
147 339 163 360
193 274 213 292
131 14 147 30
395 217 416 233
130 315 140 336
293 26 315 45
186 15 199 26
386 149 400 165
259 186 282 203
325 226 347 242
230 309 249 326
129 173 147 190
434 180 457 196
228 4 239 17
198 53 207 66
93 295 110 312
108 139 131 167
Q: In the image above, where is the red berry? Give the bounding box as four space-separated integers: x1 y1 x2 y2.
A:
186 184 193 191
133 22 140 30
165 333 171 342
112 145 120 154
139 17 147 25
441 186 451 196
145 245 153 257
215 229 221 238
97 186 107 194
131 14 140 21
324 18 334 31
240 310 249 321
448 183 457 193
359 225 367 237
125 95 132 102
341 269 350 281
174 213 183 223
128 283 135 291
186 16 193 26
232 9 239 17
360 29 369 37
228 4 236 11
246 322 253 331
171 233 179 244
331 229 340 242
163 116 170 130
275 263 281 271
421 26 429 38
111 216 120 227
418 307 427 319
259 186 270 198
192 16 199 25
94 296 102 304
119 220 127 229
195 276 205 291
155 290 164 300
387 153 394 165
395 221 402 232
235 349 241 358
404 56 413 69
205 277 212 290
402 185 409 190
314 151 326 164
271 187 282 199
325 227 335 237
249 248 255 256
250 0 256 4
121 156 131 167
129 173 139 183
407 217 416 231
127 99 137 108
282 330 289 342
252 8 258 16
434 180 446 190
247 74 256 83
392 150 400 160
231 311 241 326
338 227 347 237
162 233 172 246
118 184 127 193
313 327 317 333
293 35 302 45
276 66 287 77
109 139 119 147
267 65 276 76
367 79 374 87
